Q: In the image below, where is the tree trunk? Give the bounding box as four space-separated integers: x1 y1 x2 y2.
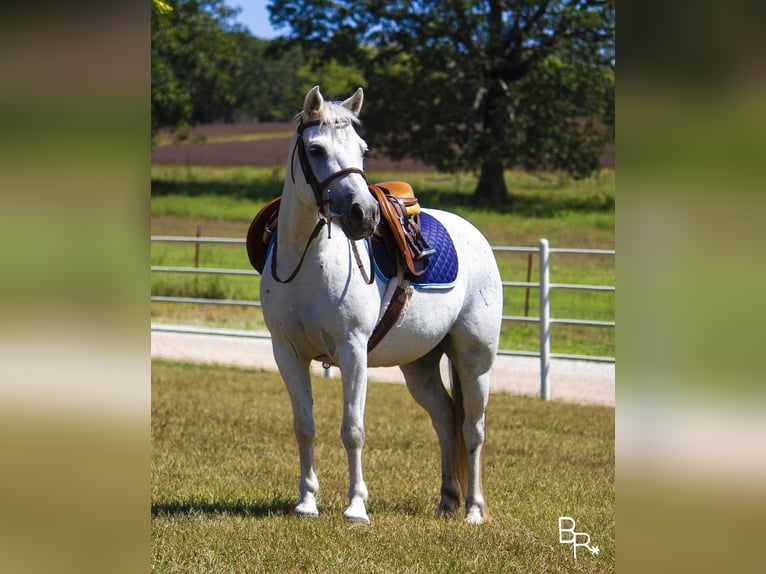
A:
472 0 512 205
474 158 508 203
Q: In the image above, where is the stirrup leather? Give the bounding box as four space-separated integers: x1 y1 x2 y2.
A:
368 182 435 277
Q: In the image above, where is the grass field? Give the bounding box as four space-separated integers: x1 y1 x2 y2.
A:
152 361 614 573
151 165 614 358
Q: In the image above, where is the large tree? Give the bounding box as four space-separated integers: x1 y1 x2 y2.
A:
270 0 614 202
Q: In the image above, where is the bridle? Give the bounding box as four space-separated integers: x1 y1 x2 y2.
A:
291 119 368 214
271 118 375 284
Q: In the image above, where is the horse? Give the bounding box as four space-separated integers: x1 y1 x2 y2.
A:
258 86 503 524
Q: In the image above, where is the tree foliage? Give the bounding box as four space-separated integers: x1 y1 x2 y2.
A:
270 0 615 201
151 0 305 135
152 1 239 132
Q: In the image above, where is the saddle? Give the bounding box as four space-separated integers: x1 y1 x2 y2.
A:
246 196 281 274
246 182 434 277
367 182 435 277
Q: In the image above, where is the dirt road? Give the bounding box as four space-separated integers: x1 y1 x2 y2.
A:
151 325 614 407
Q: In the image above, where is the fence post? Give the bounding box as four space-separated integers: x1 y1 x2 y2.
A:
524 251 533 317
539 239 551 400
194 225 201 292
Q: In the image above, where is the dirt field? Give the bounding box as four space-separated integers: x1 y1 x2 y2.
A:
151 122 614 169
151 122 435 171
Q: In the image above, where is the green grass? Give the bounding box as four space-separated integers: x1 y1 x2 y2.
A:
154 130 294 146
152 360 614 573
151 165 614 357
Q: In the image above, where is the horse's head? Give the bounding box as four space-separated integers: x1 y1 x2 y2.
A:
293 86 379 240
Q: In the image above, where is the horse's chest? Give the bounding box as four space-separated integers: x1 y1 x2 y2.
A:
262 288 322 330
262 278 377 349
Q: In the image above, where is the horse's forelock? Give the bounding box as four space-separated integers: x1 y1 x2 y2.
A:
298 99 361 128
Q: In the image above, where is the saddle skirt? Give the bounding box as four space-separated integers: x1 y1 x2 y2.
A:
246 196 281 274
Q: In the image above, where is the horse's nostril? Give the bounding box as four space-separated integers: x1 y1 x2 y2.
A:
351 203 364 220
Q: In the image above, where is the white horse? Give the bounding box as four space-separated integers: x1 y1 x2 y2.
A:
259 86 502 524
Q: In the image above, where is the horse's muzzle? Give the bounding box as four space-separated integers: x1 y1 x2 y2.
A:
340 201 379 240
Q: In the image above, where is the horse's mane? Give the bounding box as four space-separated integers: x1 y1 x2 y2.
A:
297 99 361 127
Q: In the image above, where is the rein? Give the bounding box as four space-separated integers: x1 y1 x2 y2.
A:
270 218 326 284
351 237 375 285
272 119 374 285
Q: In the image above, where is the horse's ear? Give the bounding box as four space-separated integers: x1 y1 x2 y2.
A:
340 87 364 117
303 85 324 119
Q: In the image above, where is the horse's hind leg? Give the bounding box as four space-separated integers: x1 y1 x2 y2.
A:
443 333 495 524
272 340 319 517
399 347 462 515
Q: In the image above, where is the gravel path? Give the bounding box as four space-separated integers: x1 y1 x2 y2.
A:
151 325 614 407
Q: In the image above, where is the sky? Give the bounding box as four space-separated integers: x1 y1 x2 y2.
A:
231 1 283 39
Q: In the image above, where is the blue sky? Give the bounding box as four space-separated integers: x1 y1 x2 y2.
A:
231 1 283 39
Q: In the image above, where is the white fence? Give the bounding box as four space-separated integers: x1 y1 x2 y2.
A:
151 236 614 399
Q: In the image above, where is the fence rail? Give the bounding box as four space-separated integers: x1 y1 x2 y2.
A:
151 235 614 399
151 265 260 276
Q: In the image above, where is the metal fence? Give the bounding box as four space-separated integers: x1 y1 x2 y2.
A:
151 235 614 399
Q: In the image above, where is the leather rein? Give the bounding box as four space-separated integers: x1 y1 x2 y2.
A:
271 119 375 284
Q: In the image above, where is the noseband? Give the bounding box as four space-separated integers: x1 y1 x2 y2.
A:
272 119 374 285
291 119 368 215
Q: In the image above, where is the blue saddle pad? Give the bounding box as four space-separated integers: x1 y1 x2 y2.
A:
371 211 458 289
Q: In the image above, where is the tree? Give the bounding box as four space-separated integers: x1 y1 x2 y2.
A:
230 35 306 121
151 0 244 133
270 0 614 202
152 1 314 132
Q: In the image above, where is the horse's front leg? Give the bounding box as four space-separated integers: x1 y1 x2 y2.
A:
272 339 319 517
338 341 370 523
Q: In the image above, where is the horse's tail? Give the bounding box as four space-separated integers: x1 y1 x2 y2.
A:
449 361 469 502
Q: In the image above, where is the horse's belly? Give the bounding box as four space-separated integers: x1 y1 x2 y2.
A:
366 288 461 367
367 335 442 367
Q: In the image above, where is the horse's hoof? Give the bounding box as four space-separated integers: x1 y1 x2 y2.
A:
294 497 319 518
294 507 319 518
343 500 370 524
436 505 458 517
437 498 460 516
465 507 484 525
295 508 319 518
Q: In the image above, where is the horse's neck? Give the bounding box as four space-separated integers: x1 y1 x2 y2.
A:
275 181 333 268
277 132 323 261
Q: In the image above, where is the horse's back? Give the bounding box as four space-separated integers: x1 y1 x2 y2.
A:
423 208 500 285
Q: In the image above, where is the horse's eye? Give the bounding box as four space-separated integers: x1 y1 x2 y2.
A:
308 145 326 159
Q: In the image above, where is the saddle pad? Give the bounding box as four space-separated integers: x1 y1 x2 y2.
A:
372 211 458 288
